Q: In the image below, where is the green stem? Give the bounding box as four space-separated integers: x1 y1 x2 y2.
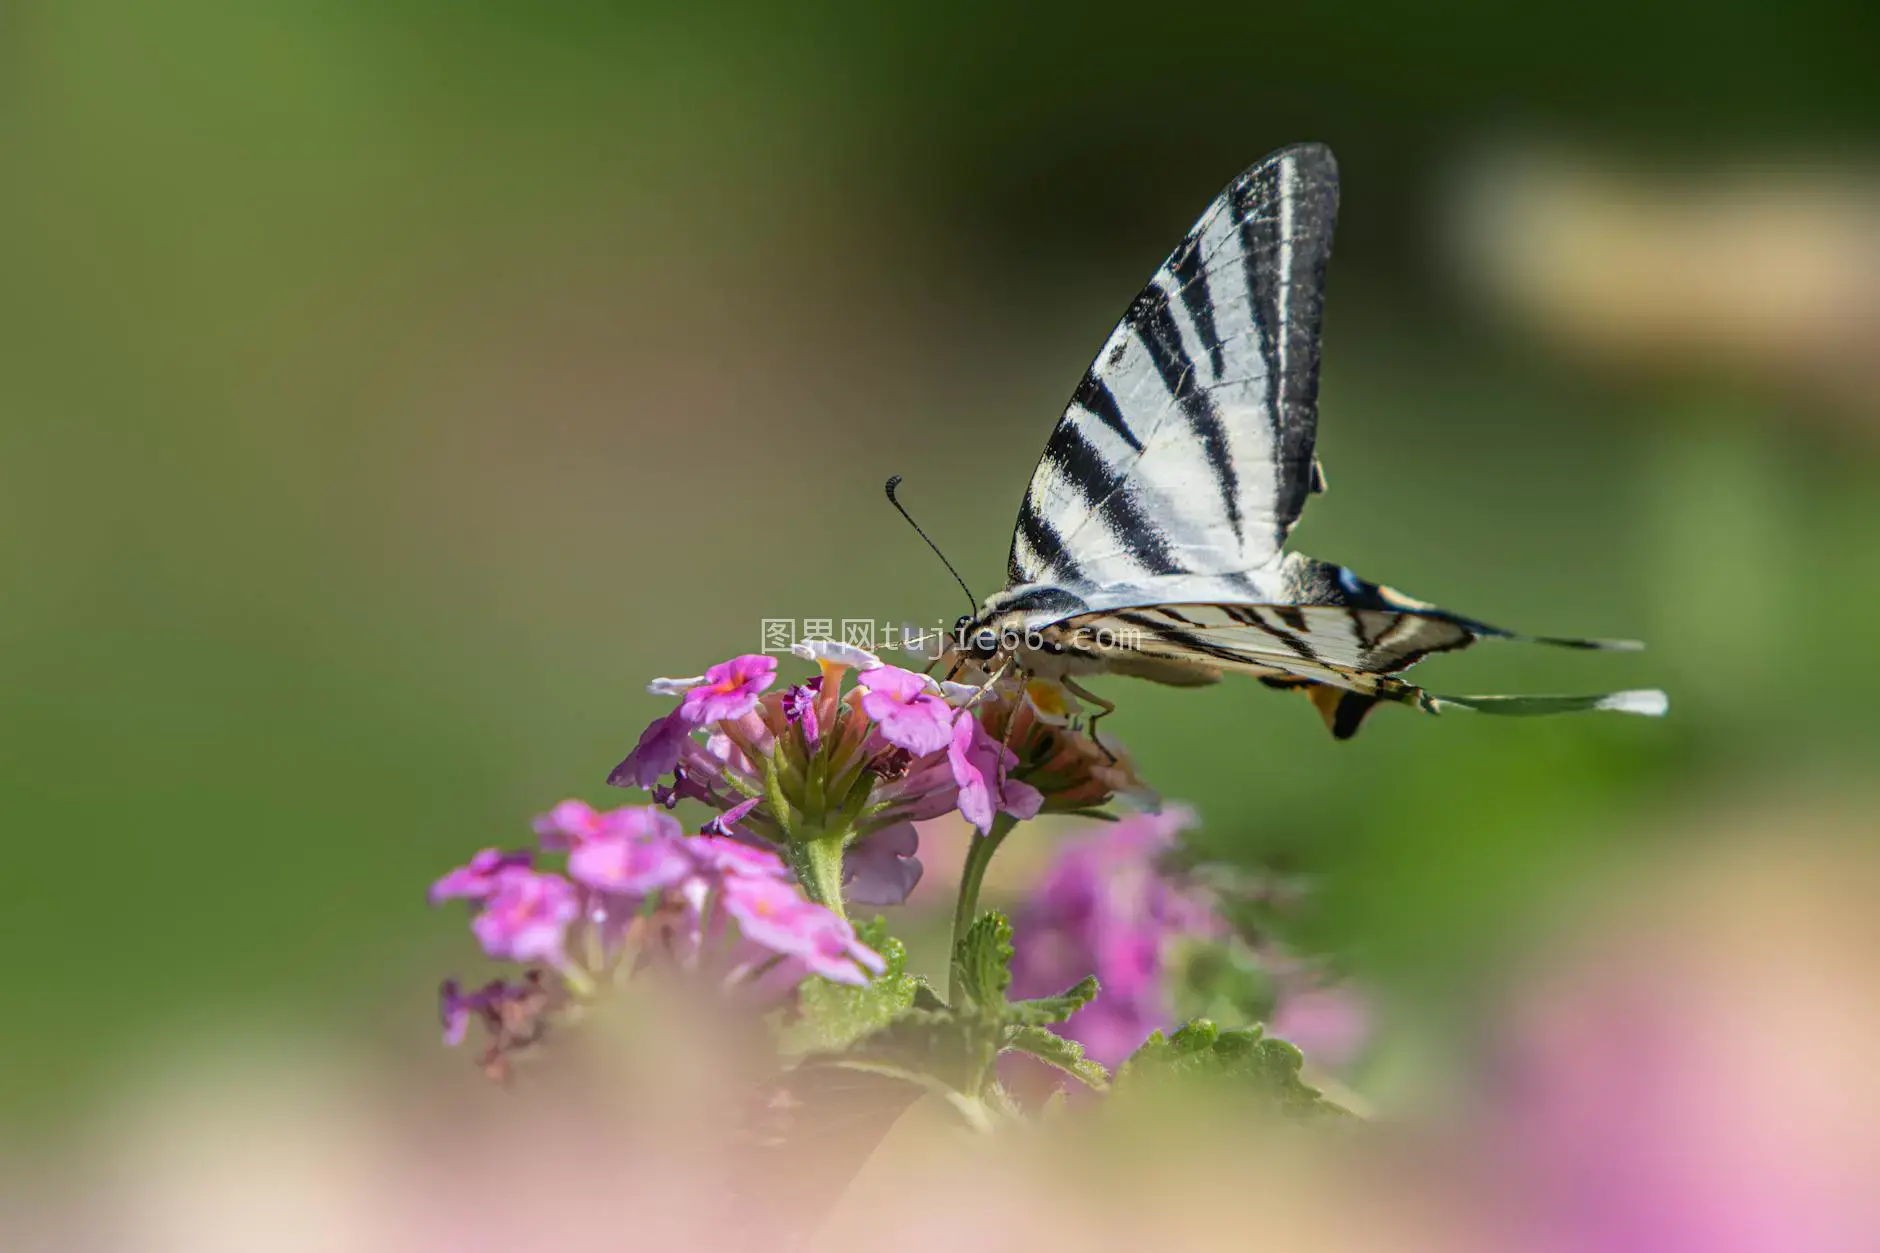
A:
947 812 1019 1004
790 832 850 921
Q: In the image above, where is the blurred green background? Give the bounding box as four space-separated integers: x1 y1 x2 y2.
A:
4 4 1877 1126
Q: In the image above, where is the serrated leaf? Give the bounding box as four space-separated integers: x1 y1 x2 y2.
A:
909 979 950 1013
1005 974 1100 1026
1118 1018 1349 1119
1005 1025 1111 1091
779 917 917 1057
837 1006 980 1093
952 911 1014 1013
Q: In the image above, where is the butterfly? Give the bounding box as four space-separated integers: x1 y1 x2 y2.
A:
934 141 1667 741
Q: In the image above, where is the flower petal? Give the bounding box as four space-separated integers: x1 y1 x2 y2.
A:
681 655 778 724
531 800 606 850
844 822 925 906
430 848 532 905
470 869 578 965
608 708 695 789
791 639 882 670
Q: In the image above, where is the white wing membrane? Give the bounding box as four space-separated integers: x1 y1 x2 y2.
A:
1008 144 1338 593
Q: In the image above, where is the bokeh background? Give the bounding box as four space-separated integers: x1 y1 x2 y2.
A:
5 3 1878 1244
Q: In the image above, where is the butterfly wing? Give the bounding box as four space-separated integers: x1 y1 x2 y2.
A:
1047 600 1666 738
982 141 1664 737
1006 143 1338 595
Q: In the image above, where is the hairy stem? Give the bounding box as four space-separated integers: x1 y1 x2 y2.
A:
791 831 850 921
947 812 1019 1003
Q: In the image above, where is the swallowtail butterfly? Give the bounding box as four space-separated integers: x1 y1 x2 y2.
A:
940 142 1667 739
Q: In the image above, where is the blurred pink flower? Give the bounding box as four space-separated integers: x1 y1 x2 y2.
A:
470 869 580 965
720 875 885 986
428 848 533 905
1009 807 1210 1069
530 799 607 850
686 832 789 880
432 800 889 1075
565 806 693 896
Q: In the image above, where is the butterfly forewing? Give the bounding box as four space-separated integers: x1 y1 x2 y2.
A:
1008 144 1339 594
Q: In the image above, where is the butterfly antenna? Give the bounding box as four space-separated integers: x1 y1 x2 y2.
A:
884 475 978 610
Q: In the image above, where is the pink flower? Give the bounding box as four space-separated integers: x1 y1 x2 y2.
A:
566 806 692 895
802 910 890 985
686 833 790 880
680 654 776 725
1008 807 1211 1068
700 796 761 837
857 665 954 756
530 800 606 851
782 680 821 748
429 848 532 905
438 976 540 1048
720 876 885 986
721 875 820 955
844 821 924 906
470 869 579 965
948 709 1044 833
438 977 479 1046
609 708 694 789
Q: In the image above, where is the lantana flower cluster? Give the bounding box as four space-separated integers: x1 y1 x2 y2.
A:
430 799 883 1079
606 641 1147 915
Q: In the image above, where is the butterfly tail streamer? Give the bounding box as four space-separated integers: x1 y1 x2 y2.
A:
1306 682 1667 740
1419 688 1671 719
1485 629 1648 653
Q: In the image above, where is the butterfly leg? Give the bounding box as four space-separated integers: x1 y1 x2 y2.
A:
953 657 1014 715
1059 677 1118 762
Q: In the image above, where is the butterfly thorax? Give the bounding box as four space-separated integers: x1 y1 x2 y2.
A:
950 582 1232 685
949 586 1095 680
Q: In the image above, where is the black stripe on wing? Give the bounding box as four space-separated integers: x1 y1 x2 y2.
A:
1071 374 1144 454
1131 291 1243 543
1229 147 1339 541
1024 421 1187 584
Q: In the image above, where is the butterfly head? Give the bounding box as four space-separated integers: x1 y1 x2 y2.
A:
951 612 1002 662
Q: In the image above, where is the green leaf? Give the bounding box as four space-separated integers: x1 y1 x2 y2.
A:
952 910 1014 1013
909 980 950 1013
1004 1025 1110 1091
1005 974 1100 1026
779 918 917 1057
1118 1019 1350 1119
835 1006 981 1093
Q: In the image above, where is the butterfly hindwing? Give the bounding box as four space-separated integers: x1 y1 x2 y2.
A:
1039 601 1664 737
1007 144 1339 594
